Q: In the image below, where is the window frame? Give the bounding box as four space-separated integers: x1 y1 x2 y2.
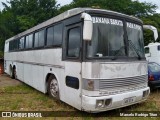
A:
34 29 45 49
19 37 25 50
83 14 146 61
45 23 63 48
145 47 150 54
24 33 34 50
64 22 82 61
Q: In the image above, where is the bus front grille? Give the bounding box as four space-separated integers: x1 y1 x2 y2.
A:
99 75 148 90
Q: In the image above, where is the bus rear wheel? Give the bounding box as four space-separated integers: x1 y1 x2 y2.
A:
47 75 59 99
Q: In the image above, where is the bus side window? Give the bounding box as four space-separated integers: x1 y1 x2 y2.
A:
157 46 160 51
19 37 25 50
54 24 62 46
34 30 45 48
25 34 33 49
46 23 62 47
46 26 54 46
67 27 81 58
145 47 150 54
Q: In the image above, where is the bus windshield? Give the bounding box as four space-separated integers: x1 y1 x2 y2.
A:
86 16 145 59
127 22 144 58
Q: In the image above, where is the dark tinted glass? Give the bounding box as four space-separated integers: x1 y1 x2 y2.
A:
145 47 149 53
127 22 144 57
39 30 45 47
157 46 160 51
34 32 39 48
19 37 24 49
25 36 29 48
54 24 62 45
47 27 54 46
28 34 33 48
87 17 125 57
67 27 81 57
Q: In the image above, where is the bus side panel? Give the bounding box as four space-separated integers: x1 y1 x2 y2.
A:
32 65 44 92
17 62 24 81
4 60 11 75
24 63 33 85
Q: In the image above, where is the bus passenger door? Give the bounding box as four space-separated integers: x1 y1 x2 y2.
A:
63 23 82 110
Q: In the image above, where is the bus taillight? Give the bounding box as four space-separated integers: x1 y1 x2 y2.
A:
149 75 154 81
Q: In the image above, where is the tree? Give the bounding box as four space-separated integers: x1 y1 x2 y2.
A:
2 0 59 33
142 14 160 45
0 0 59 53
60 0 157 17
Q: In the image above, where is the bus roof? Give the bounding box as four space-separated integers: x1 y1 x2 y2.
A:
145 42 160 47
5 8 142 42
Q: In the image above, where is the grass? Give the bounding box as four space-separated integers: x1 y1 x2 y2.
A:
0 82 160 119
0 84 75 111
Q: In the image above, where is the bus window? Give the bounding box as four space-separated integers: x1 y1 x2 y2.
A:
47 26 54 46
13 40 18 51
46 23 62 47
19 37 25 49
67 27 81 58
145 47 150 53
25 35 29 48
34 30 45 48
39 30 45 47
34 32 39 48
9 41 13 51
54 24 62 46
157 46 160 51
28 34 33 48
25 34 33 49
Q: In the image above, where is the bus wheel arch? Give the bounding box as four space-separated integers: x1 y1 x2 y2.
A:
46 73 60 100
12 65 17 79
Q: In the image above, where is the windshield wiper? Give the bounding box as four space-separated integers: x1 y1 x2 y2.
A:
111 46 125 60
128 40 141 60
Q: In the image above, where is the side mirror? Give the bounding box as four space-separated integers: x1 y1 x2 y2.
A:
81 13 93 41
143 25 158 41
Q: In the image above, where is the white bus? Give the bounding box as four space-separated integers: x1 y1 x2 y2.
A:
4 8 149 112
144 25 160 64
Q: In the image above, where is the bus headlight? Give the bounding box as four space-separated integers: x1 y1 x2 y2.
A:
96 99 112 108
96 100 104 108
82 79 99 91
87 80 94 91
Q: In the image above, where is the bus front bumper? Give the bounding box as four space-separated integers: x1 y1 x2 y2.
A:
81 87 150 113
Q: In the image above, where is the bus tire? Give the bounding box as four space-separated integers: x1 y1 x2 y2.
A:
47 75 59 100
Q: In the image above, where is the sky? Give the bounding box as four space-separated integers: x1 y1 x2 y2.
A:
0 0 160 13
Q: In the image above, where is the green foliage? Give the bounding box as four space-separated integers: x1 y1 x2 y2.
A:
0 51 3 58
60 0 157 17
0 0 59 51
142 14 160 45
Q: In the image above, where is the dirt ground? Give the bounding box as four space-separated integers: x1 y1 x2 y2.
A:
0 74 22 87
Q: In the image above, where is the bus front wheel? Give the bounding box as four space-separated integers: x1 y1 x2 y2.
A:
47 75 59 99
